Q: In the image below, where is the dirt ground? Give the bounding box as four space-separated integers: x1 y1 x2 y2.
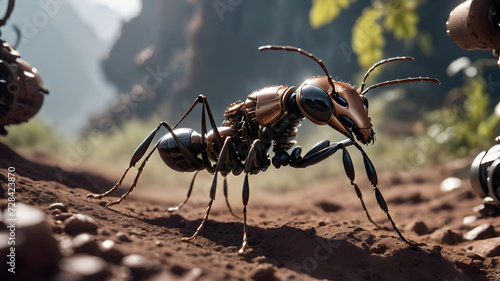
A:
1 141 500 281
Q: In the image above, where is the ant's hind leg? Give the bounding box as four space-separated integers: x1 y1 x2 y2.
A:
167 171 199 212
87 166 132 200
182 172 218 242
103 144 159 208
87 123 163 201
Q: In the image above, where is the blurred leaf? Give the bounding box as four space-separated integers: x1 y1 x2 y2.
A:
417 76 500 161
352 8 385 68
417 31 433 56
309 0 356 29
383 0 419 39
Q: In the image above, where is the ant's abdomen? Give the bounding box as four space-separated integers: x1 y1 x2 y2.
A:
157 128 204 172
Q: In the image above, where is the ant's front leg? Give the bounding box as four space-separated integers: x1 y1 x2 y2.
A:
282 139 380 229
272 147 303 168
285 139 353 168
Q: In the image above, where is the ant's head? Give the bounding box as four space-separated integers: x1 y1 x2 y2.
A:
258 45 440 145
296 76 374 144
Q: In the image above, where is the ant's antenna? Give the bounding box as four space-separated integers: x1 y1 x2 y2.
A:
359 56 414 93
259 45 339 97
0 0 15 28
361 77 441 96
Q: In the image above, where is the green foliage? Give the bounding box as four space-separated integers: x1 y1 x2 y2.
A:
309 0 356 29
383 0 419 40
310 0 423 68
2 119 66 152
352 8 385 69
411 77 500 162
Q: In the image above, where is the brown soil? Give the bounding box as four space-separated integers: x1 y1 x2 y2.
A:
1 141 499 281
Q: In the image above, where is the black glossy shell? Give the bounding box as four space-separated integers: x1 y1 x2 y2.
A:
158 128 203 172
297 84 333 125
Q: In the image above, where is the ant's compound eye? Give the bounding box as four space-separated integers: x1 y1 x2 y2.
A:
363 98 369 109
298 84 333 124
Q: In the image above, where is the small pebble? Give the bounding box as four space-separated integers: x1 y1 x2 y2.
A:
122 254 160 278
48 202 68 212
170 265 188 276
371 243 388 254
479 197 500 216
440 177 462 192
72 233 99 255
464 224 496 241
463 216 477 225
117 232 132 242
59 254 109 279
99 240 124 263
1 203 62 280
254 256 267 264
315 201 341 212
250 265 280 281
431 227 462 245
405 220 430 235
101 239 115 249
64 214 98 235
54 212 74 222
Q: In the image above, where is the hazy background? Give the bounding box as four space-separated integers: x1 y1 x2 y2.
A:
2 0 500 192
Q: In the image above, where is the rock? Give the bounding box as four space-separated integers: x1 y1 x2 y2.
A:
100 240 124 263
431 227 462 245
464 224 496 241
0 203 61 281
465 252 485 261
54 212 74 222
371 243 388 254
148 271 176 281
59 254 109 280
48 202 68 212
440 177 462 192
250 265 280 281
479 197 500 216
388 192 423 205
122 254 160 279
117 231 132 242
462 216 477 225
315 201 341 212
64 214 98 235
170 264 188 276
72 233 99 255
405 220 430 235
468 237 500 258
58 235 74 256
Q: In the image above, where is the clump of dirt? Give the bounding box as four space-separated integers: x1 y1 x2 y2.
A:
1 142 499 280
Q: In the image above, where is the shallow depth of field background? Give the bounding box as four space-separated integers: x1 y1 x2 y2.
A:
2 0 500 197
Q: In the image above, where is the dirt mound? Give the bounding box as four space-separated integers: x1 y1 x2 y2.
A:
1 142 499 280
